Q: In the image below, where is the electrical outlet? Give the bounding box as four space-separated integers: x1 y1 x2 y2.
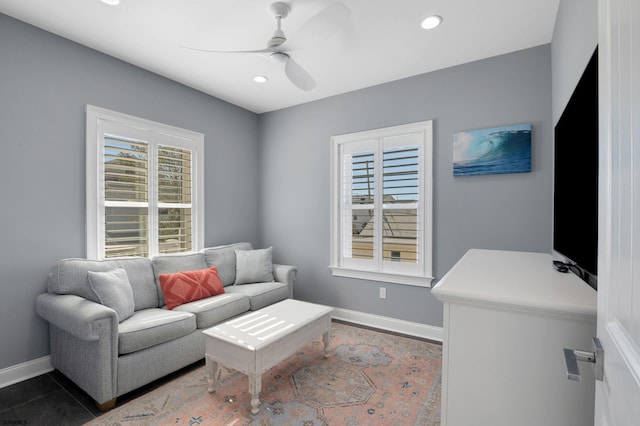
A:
379 287 386 299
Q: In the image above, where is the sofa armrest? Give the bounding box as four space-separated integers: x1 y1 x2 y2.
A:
272 264 297 299
35 293 118 341
36 292 120 405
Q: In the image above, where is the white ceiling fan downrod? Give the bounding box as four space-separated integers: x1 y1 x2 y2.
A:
267 2 290 48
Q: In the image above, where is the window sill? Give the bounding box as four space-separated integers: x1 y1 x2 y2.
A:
329 266 433 287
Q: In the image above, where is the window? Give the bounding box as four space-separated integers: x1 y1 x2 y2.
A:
330 121 433 286
86 105 204 259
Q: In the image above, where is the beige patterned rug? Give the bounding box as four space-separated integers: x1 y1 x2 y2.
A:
86 321 442 426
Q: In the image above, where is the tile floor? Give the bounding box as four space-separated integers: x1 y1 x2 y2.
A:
0 360 205 425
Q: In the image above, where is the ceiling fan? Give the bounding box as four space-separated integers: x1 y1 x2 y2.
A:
183 2 351 91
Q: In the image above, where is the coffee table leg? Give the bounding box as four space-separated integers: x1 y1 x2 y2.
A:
205 355 219 393
322 331 331 358
248 374 261 414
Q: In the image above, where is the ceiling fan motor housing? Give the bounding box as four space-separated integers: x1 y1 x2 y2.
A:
270 2 290 19
268 31 286 47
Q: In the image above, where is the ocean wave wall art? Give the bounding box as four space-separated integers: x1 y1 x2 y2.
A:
453 123 532 176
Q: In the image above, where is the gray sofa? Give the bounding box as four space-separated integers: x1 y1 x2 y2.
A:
35 242 296 410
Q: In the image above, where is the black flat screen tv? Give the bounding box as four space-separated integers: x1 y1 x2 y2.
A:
553 47 598 290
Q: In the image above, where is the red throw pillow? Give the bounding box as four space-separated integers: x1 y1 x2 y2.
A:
159 266 225 310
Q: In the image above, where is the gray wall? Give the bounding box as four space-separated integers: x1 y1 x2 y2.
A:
552 0 598 124
258 45 553 327
0 14 259 370
0 0 600 373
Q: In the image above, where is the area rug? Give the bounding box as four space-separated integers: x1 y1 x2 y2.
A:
86 321 442 426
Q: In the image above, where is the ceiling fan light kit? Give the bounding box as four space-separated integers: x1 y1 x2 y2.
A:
183 1 350 92
270 51 289 64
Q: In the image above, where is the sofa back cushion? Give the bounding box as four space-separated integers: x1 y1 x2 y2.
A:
152 252 208 306
202 242 253 286
47 257 158 310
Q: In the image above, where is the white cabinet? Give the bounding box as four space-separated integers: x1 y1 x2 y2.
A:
432 249 597 426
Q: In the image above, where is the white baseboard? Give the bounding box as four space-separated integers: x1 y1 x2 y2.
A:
331 308 443 343
0 356 53 390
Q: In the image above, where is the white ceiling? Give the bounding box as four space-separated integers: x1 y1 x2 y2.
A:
0 0 560 114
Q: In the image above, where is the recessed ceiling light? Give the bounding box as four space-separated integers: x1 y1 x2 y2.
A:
101 0 120 5
253 75 268 84
421 15 442 30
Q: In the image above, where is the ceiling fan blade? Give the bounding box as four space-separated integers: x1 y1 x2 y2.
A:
293 2 351 49
181 45 276 54
284 56 317 91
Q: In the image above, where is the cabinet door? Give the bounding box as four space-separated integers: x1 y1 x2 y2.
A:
443 303 594 426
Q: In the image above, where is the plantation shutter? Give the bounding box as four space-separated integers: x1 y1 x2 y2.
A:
382 144 419 264
381 133 423 276
87 105 204 260
157 145 193 254
349 150 376 261
341 140 377 270
331 120 432 285
340 137 422 274
103 135 149 257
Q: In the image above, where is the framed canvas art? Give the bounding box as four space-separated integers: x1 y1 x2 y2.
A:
453 123 532 176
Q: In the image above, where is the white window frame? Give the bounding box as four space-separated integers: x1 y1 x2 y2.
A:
86 105 204 259
329 120 434 287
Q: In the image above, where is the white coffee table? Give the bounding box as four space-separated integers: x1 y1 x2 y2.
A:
202 299 333 414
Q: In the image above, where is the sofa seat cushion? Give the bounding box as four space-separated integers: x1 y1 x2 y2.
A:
118 308 196 355
224 282 289 310
173 293 250 329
